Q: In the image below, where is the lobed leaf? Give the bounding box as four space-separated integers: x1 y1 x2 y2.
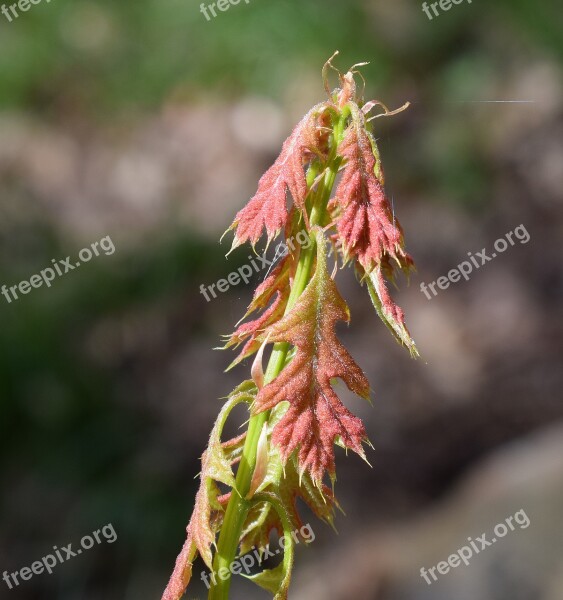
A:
228 103 332 249
332 102 417 355
253 229 371 484
333 103 411 274
224 256 293 368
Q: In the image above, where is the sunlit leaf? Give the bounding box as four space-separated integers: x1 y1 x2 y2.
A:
253 229 371 484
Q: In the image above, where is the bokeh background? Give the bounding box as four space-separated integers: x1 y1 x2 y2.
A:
1 0 562 599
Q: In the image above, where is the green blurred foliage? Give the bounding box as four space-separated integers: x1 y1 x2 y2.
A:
0 0 559 114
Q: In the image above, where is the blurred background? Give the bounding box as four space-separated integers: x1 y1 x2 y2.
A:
0 0 562 599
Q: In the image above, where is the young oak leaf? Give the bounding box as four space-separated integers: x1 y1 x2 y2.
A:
161 384 255 600
240 441 340 555
161 469 221 600
242 460 337 599
223 256 293 368
333 103 412 275
332 102 417 355
362 264 419 357
161 536 197 600
228 103 331 250
243 492 296 600
252 229 371 484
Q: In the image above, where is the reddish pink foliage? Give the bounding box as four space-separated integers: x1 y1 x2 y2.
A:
161 477 214 600
230 104 329 248
334 111 410 275
226 257 292 364
161 535 195 600
253 236 370 483
373 267 405 327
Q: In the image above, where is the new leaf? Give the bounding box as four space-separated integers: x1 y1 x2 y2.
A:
253 229 371 484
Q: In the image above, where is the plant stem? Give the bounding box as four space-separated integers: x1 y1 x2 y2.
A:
208 107 348 600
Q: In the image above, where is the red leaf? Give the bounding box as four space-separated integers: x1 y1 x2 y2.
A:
334 105 412 275
332 104 417 355
229 103 330 249
161 536 196 600
224 256 293 366
161 467 221 600
253 230 370 483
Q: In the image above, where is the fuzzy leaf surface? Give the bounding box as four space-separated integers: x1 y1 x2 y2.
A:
229 103 330 249
333 104 411 274
333 103 417 355
224 256 292 367
253 230 370 483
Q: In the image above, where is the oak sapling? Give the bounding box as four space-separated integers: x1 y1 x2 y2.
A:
162 52 418 600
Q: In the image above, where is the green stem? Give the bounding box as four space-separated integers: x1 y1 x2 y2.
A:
208 107 349 600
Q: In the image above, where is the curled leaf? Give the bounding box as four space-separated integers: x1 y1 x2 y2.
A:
161 537 197 600
161 384 255 600
251 337 268 389
364 265 418 357
244 492 296 600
